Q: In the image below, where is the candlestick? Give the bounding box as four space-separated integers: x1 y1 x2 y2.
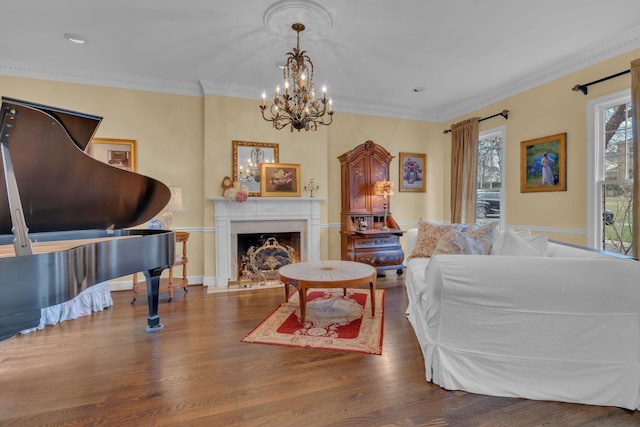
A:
304 178 319 197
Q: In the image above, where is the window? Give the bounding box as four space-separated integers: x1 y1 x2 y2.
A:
476 126 505 229
587 89 633 255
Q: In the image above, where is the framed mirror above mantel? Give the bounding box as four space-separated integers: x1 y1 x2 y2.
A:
232 140 279 197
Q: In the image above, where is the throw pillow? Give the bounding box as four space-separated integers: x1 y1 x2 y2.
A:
513 228 532 237
490 229 549 256
409 220 460 258
523 233 549 256
466 221 499 254
433 229 485 256
488 228 531 254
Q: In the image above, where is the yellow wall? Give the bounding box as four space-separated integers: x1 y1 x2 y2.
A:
0 76 205 283
445 47 640 244
1 46 638 284
325 113 444 257
202 94 330 280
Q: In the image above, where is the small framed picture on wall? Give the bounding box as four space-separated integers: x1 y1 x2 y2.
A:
88 138 136 171
260 163 301 197
399 152 426 192
520 133 566 193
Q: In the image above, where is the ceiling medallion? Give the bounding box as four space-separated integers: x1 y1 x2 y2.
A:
260 22 333 132
263 0 333 41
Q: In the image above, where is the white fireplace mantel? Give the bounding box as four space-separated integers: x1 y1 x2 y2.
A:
209 197 325 286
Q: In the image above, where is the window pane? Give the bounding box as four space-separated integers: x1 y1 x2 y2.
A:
593 97 633 253
605 154 628 180
603 182 633 255
476 135 502 223
598 99 634 254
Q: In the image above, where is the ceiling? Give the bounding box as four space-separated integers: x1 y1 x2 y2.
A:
2 0 640 122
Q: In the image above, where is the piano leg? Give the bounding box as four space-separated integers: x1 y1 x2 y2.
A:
143 268 165 333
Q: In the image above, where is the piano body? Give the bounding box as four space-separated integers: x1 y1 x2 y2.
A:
0 97 175 341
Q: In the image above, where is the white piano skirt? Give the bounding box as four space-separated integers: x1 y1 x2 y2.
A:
20 281 113 334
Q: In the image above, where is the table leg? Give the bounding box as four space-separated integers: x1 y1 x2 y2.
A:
284 283 290 301
369 281 375 317
298 287 306 325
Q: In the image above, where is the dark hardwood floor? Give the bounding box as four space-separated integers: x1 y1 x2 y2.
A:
0 276 638 426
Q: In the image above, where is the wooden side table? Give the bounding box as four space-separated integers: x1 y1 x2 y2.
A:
131 231 190 303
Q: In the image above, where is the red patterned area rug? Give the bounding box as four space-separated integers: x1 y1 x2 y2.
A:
241 288 384 355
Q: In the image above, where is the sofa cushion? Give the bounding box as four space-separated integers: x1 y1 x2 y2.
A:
491 229 549 256
409 220 461 258
432 221 499 256
467 221 499 254
433 229 485 255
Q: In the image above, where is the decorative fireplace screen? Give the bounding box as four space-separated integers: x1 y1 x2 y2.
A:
233 233 300 287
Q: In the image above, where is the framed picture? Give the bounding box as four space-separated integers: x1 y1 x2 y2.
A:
232 140 279 197
88 138 136 171
260 163 301 197
399 152 426 192
520 133 566 193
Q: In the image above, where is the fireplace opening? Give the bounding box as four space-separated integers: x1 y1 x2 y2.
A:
235 232 301 286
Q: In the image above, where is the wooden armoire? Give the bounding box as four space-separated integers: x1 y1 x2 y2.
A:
338 140 404 274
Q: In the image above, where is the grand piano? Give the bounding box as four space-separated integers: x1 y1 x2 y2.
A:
0 97 175 341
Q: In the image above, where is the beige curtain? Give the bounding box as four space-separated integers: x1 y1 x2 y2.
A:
631 58 640 259
450 117 480 224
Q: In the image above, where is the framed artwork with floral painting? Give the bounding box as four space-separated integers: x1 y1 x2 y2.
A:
399 152 426 192
260 163 301 197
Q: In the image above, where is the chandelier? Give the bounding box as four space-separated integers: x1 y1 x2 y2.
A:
260 23 333 132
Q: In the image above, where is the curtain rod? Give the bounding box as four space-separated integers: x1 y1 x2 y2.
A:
572 69 630 95
443 110 509 134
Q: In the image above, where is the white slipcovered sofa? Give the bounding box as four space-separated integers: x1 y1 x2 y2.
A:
404 224 640 410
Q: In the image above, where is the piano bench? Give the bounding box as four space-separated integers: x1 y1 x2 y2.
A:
131 231 190 303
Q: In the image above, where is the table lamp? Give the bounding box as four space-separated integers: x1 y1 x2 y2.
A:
374 180 394 231
161 186 185 229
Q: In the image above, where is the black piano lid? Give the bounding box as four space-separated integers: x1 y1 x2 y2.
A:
0 97 171 234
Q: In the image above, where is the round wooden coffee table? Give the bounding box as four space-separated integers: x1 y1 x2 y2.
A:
278 260 377 325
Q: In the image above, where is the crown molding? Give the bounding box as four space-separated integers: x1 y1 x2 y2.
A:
199 80 264 99
434 25 640 122
198 81 432 122
330 98 432 122
2 26 640 123
0 61 203 97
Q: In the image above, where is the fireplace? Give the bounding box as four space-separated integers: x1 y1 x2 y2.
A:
209 197 323 286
